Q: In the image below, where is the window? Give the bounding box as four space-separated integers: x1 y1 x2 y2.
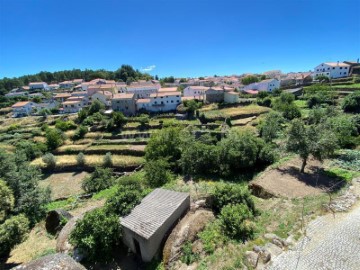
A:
345 67 348 69
171 100 174 103
327 68 330 70
333 67 335 69
340 72 342 75
340 67 343 69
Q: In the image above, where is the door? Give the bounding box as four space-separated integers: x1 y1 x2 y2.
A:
133 238 142 259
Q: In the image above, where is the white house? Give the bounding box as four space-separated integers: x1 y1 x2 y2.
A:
62 100 83 113
136 99 151 111
59 81 74 89
11 101 38 116
91 91 113 107
124 85 160 99
243 79 280 92
148 92 181 112
224 91 239 104
48 84 60 90
183 86 209 100
313 62 351 79
29 82 49 91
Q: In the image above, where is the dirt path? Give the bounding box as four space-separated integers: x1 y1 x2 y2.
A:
267 179 360 270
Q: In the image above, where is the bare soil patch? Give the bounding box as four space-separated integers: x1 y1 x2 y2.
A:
250 157 342 198
40 172 89 200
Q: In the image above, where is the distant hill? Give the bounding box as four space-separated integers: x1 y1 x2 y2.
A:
0 65 153 95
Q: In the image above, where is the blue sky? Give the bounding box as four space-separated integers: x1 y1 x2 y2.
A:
0 0 359 79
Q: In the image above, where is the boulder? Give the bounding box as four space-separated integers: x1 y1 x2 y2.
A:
56 216 81 253
264 242 283 257
163 209 215 268
13 253 86 270
245 251 258 268
45 209 73 235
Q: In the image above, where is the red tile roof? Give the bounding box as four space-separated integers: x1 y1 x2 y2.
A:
12 101 31 108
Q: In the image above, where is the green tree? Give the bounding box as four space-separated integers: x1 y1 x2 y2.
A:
88 100 105 115
105 183 144 216
211 183 256 215
72 125 88 140
55 120 77 131
113 111 127 127
42 153 56 169
82 167 114 193
325 114 358 148
258 111 285 142
144 159 174 188
145 127 182 163
286 119 338 173
76 152 85 167
241 75 259 85
69 208 121 262
103 152 113 167
0 214 30 257
45 128 64 150
342 91 360 113
0 180 14 222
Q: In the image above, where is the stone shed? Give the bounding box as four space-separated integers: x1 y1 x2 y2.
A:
120 188 190 262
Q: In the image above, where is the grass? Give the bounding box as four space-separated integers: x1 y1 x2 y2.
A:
201 104 270 120
6 222 56 265
39 172 89 200
31 154 145 169
333 83 360 89
324 167 360 182
294 99 307 108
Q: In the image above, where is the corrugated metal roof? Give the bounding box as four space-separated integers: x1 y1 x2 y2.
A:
121 188 189 240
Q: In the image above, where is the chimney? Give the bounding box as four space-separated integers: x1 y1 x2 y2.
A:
357 58 359 63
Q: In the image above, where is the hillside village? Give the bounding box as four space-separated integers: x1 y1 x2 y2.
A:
0 60 360 270
4 60 360 118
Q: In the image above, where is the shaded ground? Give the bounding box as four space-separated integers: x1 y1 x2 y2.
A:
5 222 56 267
267 178 360 270
40 172 89 200
250 158 343 198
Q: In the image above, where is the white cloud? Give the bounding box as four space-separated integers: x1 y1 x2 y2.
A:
141 65 156 72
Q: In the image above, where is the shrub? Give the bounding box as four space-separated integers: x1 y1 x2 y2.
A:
219 203 256 241
181 241 199 265
73 125 88 140
42 153 57 169
198 221 226 254
0 214 30 257
69 208 121 262
211 183 256 215
55 120 77 131
76 152 85 167
105 183 144 216
82 167 114 193
103 152 113 167
144 159 174 188
0 179 14 222
45 128 64 150
342 91 360 113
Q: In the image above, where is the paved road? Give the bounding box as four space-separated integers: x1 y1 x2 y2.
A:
267 202 360 270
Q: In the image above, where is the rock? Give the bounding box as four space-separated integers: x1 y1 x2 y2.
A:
45 209 73 235
285 235 296 247
13 253 86 270
272 238 283 248
192 240 204 255
163 209 215 268
264 243 283 257
264 233 279 241
253 245 263 253
245 251 259 268
259 249 271 264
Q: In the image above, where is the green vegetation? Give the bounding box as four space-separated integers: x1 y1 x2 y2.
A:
69 208 121 262
82 167 115 193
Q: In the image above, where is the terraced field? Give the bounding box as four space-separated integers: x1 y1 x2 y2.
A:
201 104 270 120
